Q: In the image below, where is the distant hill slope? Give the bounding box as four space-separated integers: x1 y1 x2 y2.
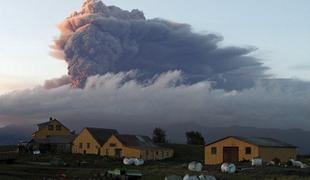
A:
0 125 33 145
0 122 309 154
162 123 310 155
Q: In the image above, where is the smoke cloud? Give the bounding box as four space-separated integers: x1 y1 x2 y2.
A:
43 75 71 89
1 0 309 137
1 71 309 130
51 0 268 90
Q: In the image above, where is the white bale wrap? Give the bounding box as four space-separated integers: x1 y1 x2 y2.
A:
183 174 199 180
33 150 41 155
188 161 203 172
134 158 144 166
198 175 217 180
123 157 135 165
289 159 307 169
251 158 263 166
221 163 236 173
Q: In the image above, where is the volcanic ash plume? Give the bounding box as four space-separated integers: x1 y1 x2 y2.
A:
52 0 268 90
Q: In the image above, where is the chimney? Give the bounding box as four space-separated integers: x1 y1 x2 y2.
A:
49 117 53 121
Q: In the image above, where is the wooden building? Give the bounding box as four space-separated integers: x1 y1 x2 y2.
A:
29 118 75 153
102 134 174 160
29 135 76 153
205 136 297 165
72 127 119 155
72 128 174 160
32 117 72 139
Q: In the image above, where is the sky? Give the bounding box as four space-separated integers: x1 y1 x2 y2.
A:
0 0 309 95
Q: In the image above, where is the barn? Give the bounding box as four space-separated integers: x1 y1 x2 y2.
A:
205 136 297 165
72 127 119 155
102 134 174 160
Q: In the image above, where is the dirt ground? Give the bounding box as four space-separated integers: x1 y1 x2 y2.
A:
0 144 309 180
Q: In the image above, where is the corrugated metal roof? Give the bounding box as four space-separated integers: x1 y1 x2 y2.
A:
205 136 297 148
115 134 158 148
236 136 297 148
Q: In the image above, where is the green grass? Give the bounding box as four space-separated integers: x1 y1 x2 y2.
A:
0 144 309 180
161 143 204 163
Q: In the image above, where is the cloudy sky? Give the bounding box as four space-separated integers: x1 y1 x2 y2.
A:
0 0 309 131
0 0 309 94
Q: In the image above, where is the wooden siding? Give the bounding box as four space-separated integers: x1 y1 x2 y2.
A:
72 129 101 155
259 147 297 163
205 137 259 165
103 135 174 160
32 120 71 139
101 135 141 158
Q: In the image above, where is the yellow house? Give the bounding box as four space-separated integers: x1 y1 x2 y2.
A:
32 117 72 139
30 117 75 153
102 134 174 160
72 127 118 155
205 136 297 165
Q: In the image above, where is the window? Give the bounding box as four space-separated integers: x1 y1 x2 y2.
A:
87 143 91 149
56 125 62 131
110 143 116 147
79 143 83 149
245 147 252 154
211 147 217 155
48 125 54 131
106 149 109 155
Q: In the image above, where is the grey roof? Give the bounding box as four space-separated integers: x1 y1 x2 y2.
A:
236 136 297 148
115 134 160 149
86 127 118 145
32 135 76 144
206 136 297 148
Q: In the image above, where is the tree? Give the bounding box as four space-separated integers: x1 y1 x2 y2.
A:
152 128 166 143
186 131 205 145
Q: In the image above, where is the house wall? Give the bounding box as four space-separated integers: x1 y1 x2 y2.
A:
72 129 101 155
102 135 141 158
102 135 174 160
32 120 71 139
259 147 297 163
205 137 259 165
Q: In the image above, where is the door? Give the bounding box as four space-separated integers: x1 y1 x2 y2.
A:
223 147 239 163
115 149 122 158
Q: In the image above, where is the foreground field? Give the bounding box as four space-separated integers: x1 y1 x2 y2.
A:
0 144 309 180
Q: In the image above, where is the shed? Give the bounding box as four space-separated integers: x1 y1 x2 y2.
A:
102 134 174 160
205 136 297 165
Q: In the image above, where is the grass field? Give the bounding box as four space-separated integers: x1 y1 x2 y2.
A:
0 144 309 180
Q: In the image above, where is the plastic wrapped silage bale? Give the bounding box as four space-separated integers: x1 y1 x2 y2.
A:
221 163 236 173
183 174 199 180
134 158 144 166
198 175 217 180
123 157 135 165
188 161 203 172
251 158 263 166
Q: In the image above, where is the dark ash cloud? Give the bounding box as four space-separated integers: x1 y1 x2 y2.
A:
44 75 71 89
51 0 268 90
1 0 309 145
